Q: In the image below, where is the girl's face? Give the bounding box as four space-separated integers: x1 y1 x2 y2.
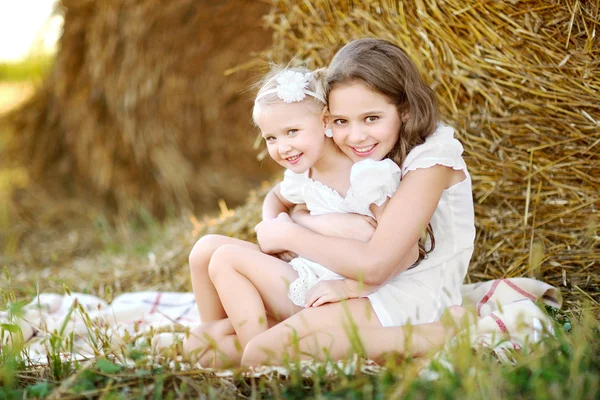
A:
256 100 326 173
328 81 401 162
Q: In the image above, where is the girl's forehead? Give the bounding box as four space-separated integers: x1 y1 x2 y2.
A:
262 100 322 119
255 100 321 129
260 99 316 114
328 82 393 111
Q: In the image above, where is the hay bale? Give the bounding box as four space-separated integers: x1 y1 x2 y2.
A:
260 0 599 297
6 0 278 218
196 0 596 301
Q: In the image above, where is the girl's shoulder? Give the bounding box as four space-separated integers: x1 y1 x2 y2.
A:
402 123 467 176
279 169 311 204
347 159 401 216
350 158 400 179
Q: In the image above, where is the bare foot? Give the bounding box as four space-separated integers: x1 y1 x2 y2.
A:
181 321 225 363
448 305 467 323
181 319 241 368
403 306 468 358
443 305 468 338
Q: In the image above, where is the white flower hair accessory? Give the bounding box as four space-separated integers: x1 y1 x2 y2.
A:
256 70 325 104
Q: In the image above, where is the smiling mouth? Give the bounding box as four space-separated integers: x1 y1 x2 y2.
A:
286 154 303 164
350 144 377 156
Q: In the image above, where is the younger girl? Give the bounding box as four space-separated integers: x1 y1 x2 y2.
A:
183 67 417 366
242 38 476 365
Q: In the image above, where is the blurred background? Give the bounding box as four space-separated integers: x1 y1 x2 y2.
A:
1 0 279 280
0 0 598 312
0 0 61 114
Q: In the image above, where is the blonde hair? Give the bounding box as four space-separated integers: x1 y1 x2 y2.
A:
252 66 328 124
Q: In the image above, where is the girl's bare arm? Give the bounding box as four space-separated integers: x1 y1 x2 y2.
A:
256 165 454 285
290 209 377 242
294 198 417 297
262 183 294 220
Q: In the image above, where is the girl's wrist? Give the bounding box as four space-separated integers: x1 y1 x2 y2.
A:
283 222 302 250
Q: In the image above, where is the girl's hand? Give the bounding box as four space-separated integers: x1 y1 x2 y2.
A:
304 280 354 308
276 251 298 262
255 213 295 254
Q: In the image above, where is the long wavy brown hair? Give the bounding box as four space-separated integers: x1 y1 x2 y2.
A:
326 38 439 262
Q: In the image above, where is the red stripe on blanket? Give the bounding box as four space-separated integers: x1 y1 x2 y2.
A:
477 279 501 316
513 343 522 351
490 313 510 334
542 295 559 306
503 279 536 300
150 292 162 314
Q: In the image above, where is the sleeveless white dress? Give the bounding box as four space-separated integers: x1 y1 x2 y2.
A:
366 124 476 326
282 124 475 327
280 158 401 307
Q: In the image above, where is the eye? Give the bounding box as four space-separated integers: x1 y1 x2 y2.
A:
333 119 347 125
264 136 276 143
287 129 298 136
365 115 379 123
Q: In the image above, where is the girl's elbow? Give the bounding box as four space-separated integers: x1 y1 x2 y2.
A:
362 262 389 286
363 274 387 286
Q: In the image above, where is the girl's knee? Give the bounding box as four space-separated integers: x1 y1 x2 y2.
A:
189 234 229 273
241 336 271 366
242 327 303 366
241 323 300 367
207 244 244 281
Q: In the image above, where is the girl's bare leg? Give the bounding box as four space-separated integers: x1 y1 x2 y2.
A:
189 234 261 322
208 244 303 348
196 334 241 368
242 304 466 366
241 297 382 366
293 306 467 364
182 319 237 364
182 316 279 368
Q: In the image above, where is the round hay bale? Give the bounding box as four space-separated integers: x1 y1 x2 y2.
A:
252 1 599 294
6 0 278 218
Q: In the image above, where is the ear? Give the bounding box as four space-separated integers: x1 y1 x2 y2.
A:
401 106 410 123
322 108 331 129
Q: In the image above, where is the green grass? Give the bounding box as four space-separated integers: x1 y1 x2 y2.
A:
0 55 54 83
0 215 598 398
94 207 170 257
0 205 598 398
0 294 598 399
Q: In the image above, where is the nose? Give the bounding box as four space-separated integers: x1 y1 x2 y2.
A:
348 124 368 143
278 140 292 155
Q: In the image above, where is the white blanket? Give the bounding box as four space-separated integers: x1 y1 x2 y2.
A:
0 278 561 366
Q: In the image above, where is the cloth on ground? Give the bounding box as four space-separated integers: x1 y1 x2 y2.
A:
0 278 561 366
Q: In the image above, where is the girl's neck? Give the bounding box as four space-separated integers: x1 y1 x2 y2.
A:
310 139 353 178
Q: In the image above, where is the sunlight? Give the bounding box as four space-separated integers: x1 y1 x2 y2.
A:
0 0 63 62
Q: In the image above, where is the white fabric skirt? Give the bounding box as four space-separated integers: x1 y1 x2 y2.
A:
367 247 472 327
287 257 344 307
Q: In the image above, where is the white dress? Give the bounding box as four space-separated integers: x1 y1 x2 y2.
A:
366 124 476 326
280 158 401 307
282 124 475 327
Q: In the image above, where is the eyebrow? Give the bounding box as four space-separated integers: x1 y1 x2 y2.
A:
261 125 300 137
329 110 385 118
